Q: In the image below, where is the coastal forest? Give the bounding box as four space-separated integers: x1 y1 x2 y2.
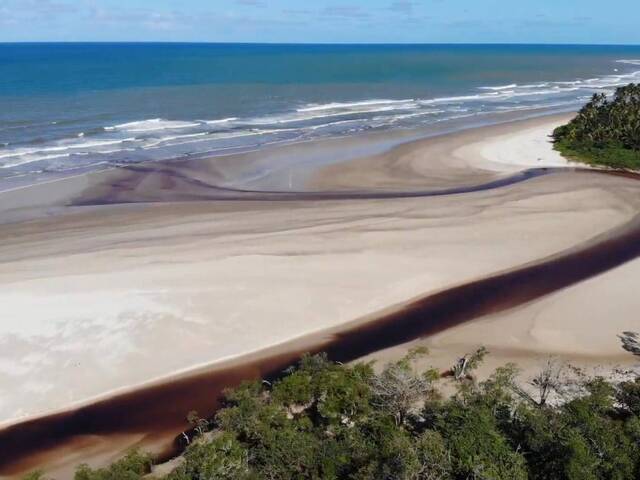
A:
553 83 640 169
26 333 640 480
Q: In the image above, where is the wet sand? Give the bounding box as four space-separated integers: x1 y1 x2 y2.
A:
2 113 640 478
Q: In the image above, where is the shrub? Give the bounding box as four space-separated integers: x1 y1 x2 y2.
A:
74 451 152 480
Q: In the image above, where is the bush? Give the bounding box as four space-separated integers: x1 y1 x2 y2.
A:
435 404 528 480
167 433 250 480
74 451 152 480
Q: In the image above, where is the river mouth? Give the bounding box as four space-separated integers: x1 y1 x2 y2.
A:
2 166 640 477
1 112 640 478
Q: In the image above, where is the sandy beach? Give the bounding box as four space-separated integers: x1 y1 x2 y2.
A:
2 113 640 477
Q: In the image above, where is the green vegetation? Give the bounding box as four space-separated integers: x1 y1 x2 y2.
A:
26 337 640 480
553 83 640 169
74 451 153 480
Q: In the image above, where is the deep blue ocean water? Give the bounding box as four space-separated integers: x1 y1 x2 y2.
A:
1 43 640 182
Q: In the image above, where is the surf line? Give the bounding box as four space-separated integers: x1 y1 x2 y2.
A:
3 169 640 475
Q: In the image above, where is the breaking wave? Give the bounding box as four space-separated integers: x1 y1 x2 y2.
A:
1 59 639 179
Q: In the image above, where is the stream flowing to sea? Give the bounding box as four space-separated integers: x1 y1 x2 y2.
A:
4 43 640 477
2 167 640 476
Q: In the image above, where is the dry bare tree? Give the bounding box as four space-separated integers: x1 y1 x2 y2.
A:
511 357 591 408
371 349 436 426
511 358 567 407
451 346 488 382
619 331 640 357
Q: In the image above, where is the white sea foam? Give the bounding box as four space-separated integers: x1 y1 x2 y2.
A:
4 60 640 179
0 138 136 162
305 119 363 131
420 94 489 105
474 67 640 104
90 148 137 155
479 84 518 91
108 119 201 133
155 132 210 143
204 117 238 125
140 128 299 151
383 110 446 121
245 103 419 126
616 59 640 66
518 82 551 88
297 99 414 113
0 152 73 169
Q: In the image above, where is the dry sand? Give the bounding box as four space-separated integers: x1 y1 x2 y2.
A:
309 115 572 191
1 113 640 477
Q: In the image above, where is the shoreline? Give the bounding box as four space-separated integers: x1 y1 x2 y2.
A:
308 113 574 192
0 113 575 427
0 107 572 199
0 101 583 195
3 112 640 477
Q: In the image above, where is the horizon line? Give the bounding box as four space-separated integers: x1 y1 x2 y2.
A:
1 41 639 47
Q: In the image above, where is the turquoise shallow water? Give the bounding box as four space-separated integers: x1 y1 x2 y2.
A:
1 43 640 181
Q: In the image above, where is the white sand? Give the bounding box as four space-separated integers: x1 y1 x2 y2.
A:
1 114 639 432
309 115 575 191
458 120 571 171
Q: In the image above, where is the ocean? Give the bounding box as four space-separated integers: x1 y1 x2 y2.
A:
1 43 640 184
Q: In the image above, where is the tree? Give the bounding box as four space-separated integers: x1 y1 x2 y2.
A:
21 473 50 480
434 402 528 480
46 336 640 480
414 430 453 480
559 378 637 479
617 378 640 416
371 349 438 426
167 433 251 480
74 451 152 480
512 358 584 407
553 84 640 169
